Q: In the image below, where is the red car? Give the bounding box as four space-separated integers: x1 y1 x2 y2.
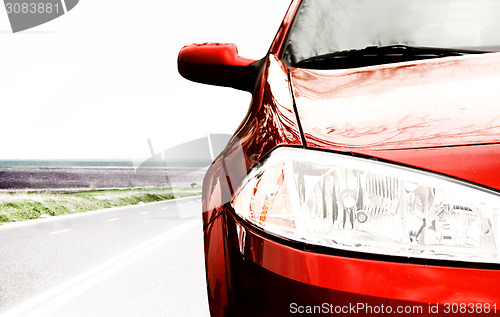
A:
178 0 500 316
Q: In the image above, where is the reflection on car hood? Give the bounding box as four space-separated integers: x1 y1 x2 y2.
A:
290 52 500 150
289 53 500 189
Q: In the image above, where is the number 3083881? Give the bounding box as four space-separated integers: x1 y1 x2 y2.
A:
5 3 61 14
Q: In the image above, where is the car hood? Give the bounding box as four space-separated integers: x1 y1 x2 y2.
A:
289 53 500 190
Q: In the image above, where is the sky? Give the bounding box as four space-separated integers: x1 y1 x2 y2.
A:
0 0 291 161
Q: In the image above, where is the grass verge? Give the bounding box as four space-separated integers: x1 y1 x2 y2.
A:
0 187 201 224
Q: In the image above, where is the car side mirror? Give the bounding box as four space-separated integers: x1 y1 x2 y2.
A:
178 43 262 92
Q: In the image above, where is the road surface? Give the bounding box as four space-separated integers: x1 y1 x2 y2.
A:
0 196 210 317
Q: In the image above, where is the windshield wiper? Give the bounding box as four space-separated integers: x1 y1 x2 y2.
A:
294 45 490 69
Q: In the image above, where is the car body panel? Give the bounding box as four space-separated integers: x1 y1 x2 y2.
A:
226 212 500 305
289 52 500 190
269 0 303 55
203 214 230 317
202 54 302 224
202 52 500 317
193 1 500 316
362 144 500 191
221 54 303 189
291 53 500 152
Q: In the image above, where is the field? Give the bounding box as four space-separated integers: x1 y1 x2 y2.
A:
0 165 206 190
0 165 206 223
0 187 201 223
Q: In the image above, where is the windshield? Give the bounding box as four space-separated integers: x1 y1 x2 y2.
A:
283 0 500 66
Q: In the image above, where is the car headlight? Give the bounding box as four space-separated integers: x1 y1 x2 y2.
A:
232 147 500 264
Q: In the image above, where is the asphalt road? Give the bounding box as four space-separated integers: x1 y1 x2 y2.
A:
0 196 210 317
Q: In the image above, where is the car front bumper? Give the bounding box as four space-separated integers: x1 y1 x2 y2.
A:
205 206 500 316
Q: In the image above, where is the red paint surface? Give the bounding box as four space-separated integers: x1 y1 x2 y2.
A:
269 0 303 55
290 53 500 189
219 54 302 191
291 53 500 152
178 43 255 68
226 212 500 305
203 216 229 317
362 145 500 191
191 2 500 315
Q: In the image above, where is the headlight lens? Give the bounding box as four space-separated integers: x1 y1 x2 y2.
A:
232 148 500 264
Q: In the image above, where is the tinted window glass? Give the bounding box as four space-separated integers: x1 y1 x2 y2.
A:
284 0 500 64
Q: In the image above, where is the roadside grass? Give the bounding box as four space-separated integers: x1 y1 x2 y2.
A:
0 187 201 224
